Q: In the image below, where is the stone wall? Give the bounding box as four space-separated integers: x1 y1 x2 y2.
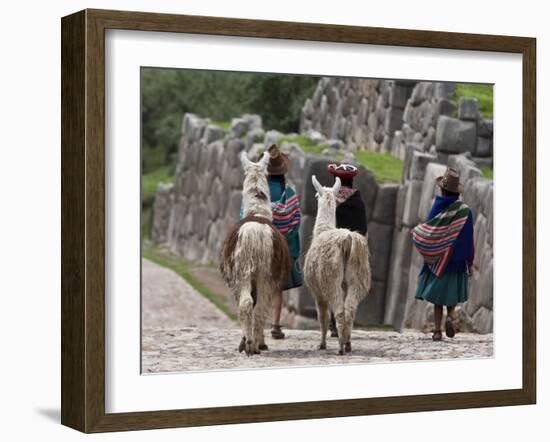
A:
300 78 417 153
151 78 494 333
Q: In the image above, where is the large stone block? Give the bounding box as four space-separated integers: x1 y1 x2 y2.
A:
389 84 410 109
372 184 399 224
203 125 225 145
436 98 456 117
368 222 394 281
301 157 334 216
410 151 437 181
476 136 493 157
484 186 494 246
394 183 408 228
435 82 456 99
383 227 413 330
356 280 387 325
410 82 435 105
402 142 424 182
473 214 488 269
478 119 494 138
436 116 477 154
229 117 249 138
352 166 378 219
418 163 447 221
299 214 316 256
402 179 424 227
384 107 404 135
264 130 283 148
463 177 492 221
471 306 493 334
242 114 262 130
246 127 265 149
151 184 174 244
448 153 483 182
458 97 480 121
467 250 493 317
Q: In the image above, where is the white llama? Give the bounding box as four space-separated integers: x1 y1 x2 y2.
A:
304 175 371 355
220 151 290 356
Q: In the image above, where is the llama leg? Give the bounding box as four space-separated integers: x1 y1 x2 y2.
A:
343 287 361 354
238 282 254 356
332 287 346 355
252 281 272 354
315 298 329 350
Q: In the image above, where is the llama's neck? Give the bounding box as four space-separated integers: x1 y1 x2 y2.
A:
242 198 272 220
242 175 272 221
313 198 336 236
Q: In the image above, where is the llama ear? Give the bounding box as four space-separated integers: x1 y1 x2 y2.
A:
312 175 324 194
332 177 341 196
240 151 252 170
259 151 270 169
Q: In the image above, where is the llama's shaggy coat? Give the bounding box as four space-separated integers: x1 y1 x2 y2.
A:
304 176 371 355
220 152 290 355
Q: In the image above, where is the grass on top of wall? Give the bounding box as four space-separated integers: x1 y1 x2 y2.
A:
142 244 237 322
354 151 404 184
277 134 328 155
452 83 494 119
210 120 231 130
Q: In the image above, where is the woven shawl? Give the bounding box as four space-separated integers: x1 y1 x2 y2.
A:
411 200 470 277
271 186 301 234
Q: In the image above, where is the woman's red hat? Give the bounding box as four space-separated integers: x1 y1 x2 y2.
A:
327 163 358 179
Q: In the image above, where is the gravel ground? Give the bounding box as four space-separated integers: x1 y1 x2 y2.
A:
141 259 493 374
142 259 235 330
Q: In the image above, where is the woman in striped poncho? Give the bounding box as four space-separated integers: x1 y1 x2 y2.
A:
411 168 474 341
240 145 303 340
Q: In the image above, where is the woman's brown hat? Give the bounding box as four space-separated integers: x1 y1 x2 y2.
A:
267 144 289 175
436 167 463 194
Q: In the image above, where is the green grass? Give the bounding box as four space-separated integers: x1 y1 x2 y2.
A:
452 83 493 119
142 165 175 203
143 244 237 322
354 151 404 184
480 166 494 180
210 120 231 130
142 206 152 239
278 134 328 155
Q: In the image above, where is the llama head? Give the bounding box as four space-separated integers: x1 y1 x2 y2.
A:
240 151 272 220
312 175 341 207
311 175 340 233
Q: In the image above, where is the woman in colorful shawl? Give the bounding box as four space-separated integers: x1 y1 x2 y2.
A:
411 167 474 341
326 163 368 337
240 145 303 340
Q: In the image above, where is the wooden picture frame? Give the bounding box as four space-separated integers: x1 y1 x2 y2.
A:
61 8 536 433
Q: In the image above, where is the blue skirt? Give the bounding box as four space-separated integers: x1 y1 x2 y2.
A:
283 256 303 290
415 271 469 307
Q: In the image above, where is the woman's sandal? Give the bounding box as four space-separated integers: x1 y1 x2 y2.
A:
445 316 456 338
271 324 285 339
432 330 443 341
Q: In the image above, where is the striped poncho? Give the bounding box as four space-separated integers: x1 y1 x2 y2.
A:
411 200 470 277
271 186 301 234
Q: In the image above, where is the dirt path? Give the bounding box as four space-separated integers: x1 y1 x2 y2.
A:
141 258 493 374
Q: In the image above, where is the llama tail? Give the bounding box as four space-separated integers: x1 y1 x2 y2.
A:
345 232 372 296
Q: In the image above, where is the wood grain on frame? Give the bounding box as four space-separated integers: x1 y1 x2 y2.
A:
61 8 536 433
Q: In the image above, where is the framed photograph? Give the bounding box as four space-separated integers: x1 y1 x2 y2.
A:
61 8 536 433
